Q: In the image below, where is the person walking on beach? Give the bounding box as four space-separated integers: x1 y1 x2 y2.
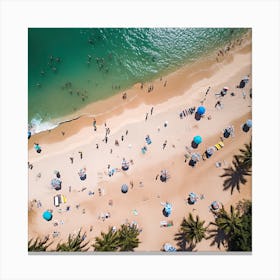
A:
145 113 148 121
70 157 74 164
163 140 167 149
78 151 83 159
110 148 113 154
121 135 124 141
96 143 99 149
215 100 222 109
126 130 128 135
130 180 134 189
164 81 167 87
151 107 154 115
205 86 211 96
155 174 159 180
69 186 71 192
28 162 33 170
93 118 97 131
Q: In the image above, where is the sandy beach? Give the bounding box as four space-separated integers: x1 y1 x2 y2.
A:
28 32 252 252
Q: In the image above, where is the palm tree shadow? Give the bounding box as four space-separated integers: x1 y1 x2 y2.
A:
174 232 196 251
206 227 227 249
220 156 251 194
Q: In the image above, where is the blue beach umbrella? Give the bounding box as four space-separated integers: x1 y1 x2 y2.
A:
197 106 206 115
193 135 202 145
164 243 177 252
42 211 53 221
246 119 252 128
164 203 172 216
121 184 128 193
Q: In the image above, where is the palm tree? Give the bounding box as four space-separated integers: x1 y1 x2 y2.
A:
176 213 207 249
93 227 119 252
209 202 252 251
56 229 90 252
210 205 243 238
28 236 53 252
220 156 251 194
236 142 252 170
118 224 140 251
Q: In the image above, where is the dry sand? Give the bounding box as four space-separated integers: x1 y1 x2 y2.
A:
28 33 252 252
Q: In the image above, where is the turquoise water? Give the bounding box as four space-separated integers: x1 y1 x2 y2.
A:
28 28 248 133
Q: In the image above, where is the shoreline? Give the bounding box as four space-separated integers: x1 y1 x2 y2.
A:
28 30 251 149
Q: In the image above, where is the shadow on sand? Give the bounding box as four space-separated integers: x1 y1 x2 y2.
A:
191 141 199 149
220 156 251 194
174 232 196 251
194 112 202 121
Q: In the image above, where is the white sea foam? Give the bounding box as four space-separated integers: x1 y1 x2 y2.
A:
28 116 58 135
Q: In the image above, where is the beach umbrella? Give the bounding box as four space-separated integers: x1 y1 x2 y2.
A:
163 203 172 217
78 168 87 180
223 86 229 91
246 119 252 128
34 144 41 153
193 135 202 145
191 153 201 162
206 147 215 156
164 243 176 252
188 192 197 204
121 159 129 171
197 106 206 115
160 169 169 182
243 76 249 83
121 184 128 193
211 201 219 210
51 178 62 190
42 210 52 221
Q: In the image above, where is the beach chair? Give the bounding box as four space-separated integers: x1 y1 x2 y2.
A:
54 195 60 207
160 221 168 227
214 141 224 150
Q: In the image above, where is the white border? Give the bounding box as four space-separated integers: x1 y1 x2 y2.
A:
0 1 279 280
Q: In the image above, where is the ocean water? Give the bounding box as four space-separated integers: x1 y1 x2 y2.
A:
28 28 248 133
